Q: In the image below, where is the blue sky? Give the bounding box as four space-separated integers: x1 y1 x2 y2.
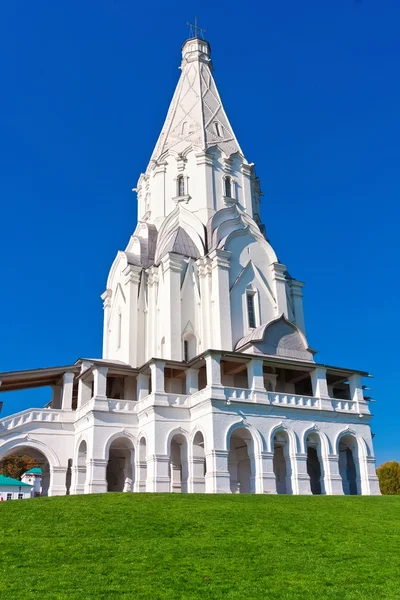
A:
0 0 399 466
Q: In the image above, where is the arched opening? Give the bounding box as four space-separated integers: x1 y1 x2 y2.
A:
182 333 197 362
106 437 135 492
0 445 52 496
228 428 255 494
136 438 147 492
192 431 206 493
272 430 292 494
76 440 87 495
339 434 359 495
306 433 323 495
169 433 189 493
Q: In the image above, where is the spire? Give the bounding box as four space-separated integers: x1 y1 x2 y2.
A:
150 35 243 163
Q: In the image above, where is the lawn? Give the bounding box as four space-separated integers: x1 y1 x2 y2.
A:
0 493 399 599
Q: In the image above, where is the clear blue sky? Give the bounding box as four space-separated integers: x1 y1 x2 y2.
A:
1 1 399 466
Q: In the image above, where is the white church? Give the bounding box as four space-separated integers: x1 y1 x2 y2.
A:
0 34 380 497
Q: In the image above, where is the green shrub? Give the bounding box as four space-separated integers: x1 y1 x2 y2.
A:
377 460 400 495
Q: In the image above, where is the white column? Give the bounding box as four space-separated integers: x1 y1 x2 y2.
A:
137 373 150 400
247 359 267 400
86 459 108 494
293 453 312 495
93 367 108 398
122 264 142 367
210 249 233 350
70 466 86 495
311 366 329 398
325 455 345 495
188 456 206 493
255 452 277 494
150 360 165 393
365 456 381 495
48 466 67 496
205 450 231 494
270 263 289 318
205 352 222 386
146 454 170 492
185 368 199 395
205 353 225 399
161 253 183 361
61 372 74 411
349 373 363 413
101 289 112 359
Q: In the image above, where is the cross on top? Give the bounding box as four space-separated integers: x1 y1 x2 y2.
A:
186 17 206 40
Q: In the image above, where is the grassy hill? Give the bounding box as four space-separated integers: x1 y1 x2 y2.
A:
0 493 399 599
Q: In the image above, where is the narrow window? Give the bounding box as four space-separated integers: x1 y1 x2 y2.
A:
18 493 23 500
7 493 12 501
184 340 189 362
247 293 256 329
178 175 185 197
117 312 122 349
214 122 222 137
225 177 232 198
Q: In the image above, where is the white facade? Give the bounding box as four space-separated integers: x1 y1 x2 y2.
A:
0 36 380 497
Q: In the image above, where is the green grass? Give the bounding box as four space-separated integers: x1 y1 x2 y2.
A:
0 494 399 599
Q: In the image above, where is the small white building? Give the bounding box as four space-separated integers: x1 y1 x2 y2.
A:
0 34 380 497
21 467 43 497
0 474 33 501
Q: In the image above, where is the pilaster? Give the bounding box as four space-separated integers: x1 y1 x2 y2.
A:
161 252 184 360
146 454 170 492
205 449 231 494
210 249 232 350
122 264 142 367
86 459 108 494
48 466 68 497
101 289 112 358
255 452 277 494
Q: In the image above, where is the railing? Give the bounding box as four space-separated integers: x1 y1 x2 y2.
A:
332 399 357 412
224 387 253 402
269 392 320 409
108 399 137 412
0 408 74 433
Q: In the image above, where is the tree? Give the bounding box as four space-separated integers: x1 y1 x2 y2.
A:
0 454 39 480
377 461 400 495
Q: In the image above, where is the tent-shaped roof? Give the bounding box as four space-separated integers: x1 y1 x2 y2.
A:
24 467 42 475
0 474 32 487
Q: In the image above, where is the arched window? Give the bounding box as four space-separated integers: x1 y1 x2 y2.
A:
182 334 196 361
177 175 185 197
224 177 232 198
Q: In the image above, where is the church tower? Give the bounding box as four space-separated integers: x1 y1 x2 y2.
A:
0 29 380 498
102 35 307 367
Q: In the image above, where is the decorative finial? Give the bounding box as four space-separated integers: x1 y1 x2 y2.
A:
186 17 206 40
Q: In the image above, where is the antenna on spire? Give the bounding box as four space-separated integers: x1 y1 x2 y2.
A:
186 17 206 39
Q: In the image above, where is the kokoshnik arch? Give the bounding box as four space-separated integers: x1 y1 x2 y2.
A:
0 34 380 497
